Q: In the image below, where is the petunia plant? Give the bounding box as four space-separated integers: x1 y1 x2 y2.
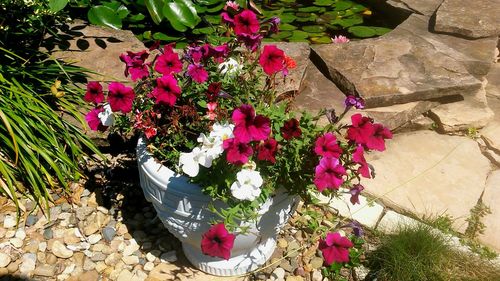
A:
83 1 392 278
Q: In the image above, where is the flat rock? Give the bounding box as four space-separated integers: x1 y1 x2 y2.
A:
479 170 500 252
486 62 500 99
386 0 443 16
364 100 439 130
0 253 11 268
481 95 500 153
321 194 384 228
51 240 73 259
312 15 482 108
429 84 494 132
364 130 491 232
434 0 500 38
50 20 145 82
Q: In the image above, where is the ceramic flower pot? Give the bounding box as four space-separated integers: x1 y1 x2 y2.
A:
136 137 299 276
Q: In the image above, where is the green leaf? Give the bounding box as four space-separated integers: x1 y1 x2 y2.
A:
88 6 122 29
348 25 377 37
128 13 146 22
280 13 296 23
309 36 332 44
373 27 392 35
116 5 130 19
163 0 201 30
144 0 165 25
206 2 225 12
192 27 215 35
330 15 363 28
298 6 324 13
279 23 297 31
290 30 309 40
205 15 221 24
153 32 182 41
313 0 334 6
334 0 353 11
302 25 325 33
271 31 292 39
48 0 68 12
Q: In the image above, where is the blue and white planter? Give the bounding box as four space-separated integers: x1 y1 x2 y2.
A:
136 137 299 276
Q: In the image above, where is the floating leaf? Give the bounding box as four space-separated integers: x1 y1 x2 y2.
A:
348 26 377 37
372 27 392 35
298 6 324 12
350 4 367 13
330 15 363 28
334 1 353 11
88 6 122 30
279 13 296 23
48 0 68 12
280 23 297 31
271 31 292 39
313 0 334 6
302 25 325 33
296 16 316 23
309 36 332 44
290 30 309 40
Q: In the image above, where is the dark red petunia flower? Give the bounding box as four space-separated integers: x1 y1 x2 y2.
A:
119 50 150 81
314 132 342 158
201 223 236 260
233 9 260 35
223 138 254 165
84 81 104 104
232 104 271 143
319 232 354 265
314 157 346 192
107 82 135 113
149 75 181 106
259 45 285 76
237 33 263 53
206 82 222 101
257 138 278 163
352 145 370 178
85 107 107 132
366 123 392 152
280 118 302 140
346 114 374 148
154 51 183 75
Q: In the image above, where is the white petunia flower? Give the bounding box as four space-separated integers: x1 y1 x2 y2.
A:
218 58 242 77
197 133 224 160
98 104 115 127
179 147 213 177
230 169 263 201
210 122 234 141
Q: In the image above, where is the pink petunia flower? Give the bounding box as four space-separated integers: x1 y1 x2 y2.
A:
224 1 240 11
232 104 271 143
150 75 181 106
280 118 301 140
85 107 107 132
366 123 392 152
107 82 135 113
206 102 217 120
319 232 354 265
144 127 157 139
201 223 236 260
346 114 374 148
233 10 260 35
257 138 278 163
332 35 350 44
314 133 343 158
259 45 285 76
155 51 183 75
223 138 253 165
237 33 263 53
314 157 346 192
352 145 370 178
119 50 150 81
349 184 365 205
187 64 209 84
84 81 104 104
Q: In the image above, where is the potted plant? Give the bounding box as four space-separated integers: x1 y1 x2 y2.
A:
83 2 392 277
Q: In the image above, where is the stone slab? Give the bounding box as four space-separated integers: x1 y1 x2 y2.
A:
429 83 494 132
486 63 500 99
386 0 443 16
311 15 482 108
51 20 145 82
481 95 500 154
364 130 491 232
479 169 500 252
434 0 500 39
376 210 422 233
318 194 385 228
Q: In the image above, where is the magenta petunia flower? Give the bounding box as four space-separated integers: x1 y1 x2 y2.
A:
314 133 342 158
201 223 236 260
107 82 135 113
223 138 253 165
212 43 230 60
349 184 365 205
366 123 393 152
233 10 260 35
187 64 209 84
352 145 370 178
314 157 346 192
259 45 285 76
319 232 354 265
119 50 150 81
347 114 374 148
280 118 302 140
150 75 181 106
344 95 365 109
221 12 235 26
257 138 278 163
84 81 104 104
85 107 106 132
232 104 271 143
155 51 183 75
237 33 263 52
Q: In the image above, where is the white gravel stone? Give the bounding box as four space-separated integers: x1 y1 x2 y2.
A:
122 255 139 265
143 262 154 271
83 259 96 271
0 253 11 268
19 253 36 275
61 264 75 275
123 243 140 256
4 230 15 238
38 242 47 252
271 267 286 280
3 215 16 228
10 237 23 248
15 228 26 240
88 234 102 244
74 228 83 238
160 251 177 262
145 252 156 262
52 241 74 258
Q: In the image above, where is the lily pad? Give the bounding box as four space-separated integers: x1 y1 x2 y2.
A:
280 13 296 23
330 15 363 28
271 31 293 39
313 0 334 6
372 27 392 35
350 4 367 13
309 36 332 44
334 1 353 11
290 30 309 40
302 25 326 33
348 25 377 37
296 16 316 22
298 6 324 13
280 23 297 31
